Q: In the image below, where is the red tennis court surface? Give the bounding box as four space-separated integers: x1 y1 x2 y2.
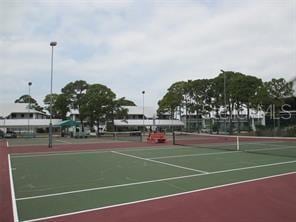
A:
43 173 296 222
0 140 14 222
7 140 168 154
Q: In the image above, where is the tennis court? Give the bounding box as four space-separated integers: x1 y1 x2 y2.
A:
5 132 296 222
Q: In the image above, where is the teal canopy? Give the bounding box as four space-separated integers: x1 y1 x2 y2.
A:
58 120 80 127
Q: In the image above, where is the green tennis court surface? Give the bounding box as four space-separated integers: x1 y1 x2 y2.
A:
10 142 296 221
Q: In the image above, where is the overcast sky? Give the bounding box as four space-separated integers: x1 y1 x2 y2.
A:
1 0 295 107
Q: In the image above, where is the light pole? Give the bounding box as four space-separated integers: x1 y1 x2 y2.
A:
49 41 57 148
220 69 227 133
142 90 145 132
28 82 32 133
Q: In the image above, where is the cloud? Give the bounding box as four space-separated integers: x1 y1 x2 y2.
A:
0 0 295 107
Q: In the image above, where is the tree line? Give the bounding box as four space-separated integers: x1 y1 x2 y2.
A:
157 71 294 134
13 72 295 134
14 80 135 132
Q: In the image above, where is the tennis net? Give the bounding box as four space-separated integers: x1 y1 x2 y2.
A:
99 131 143 142
173 131 296 158
238 136 296 158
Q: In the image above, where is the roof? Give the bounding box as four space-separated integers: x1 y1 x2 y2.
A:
114 119 184 127
0 103 45 118
68 109 80 115
58 120 80 127
67 106 158 118
124 106 156 118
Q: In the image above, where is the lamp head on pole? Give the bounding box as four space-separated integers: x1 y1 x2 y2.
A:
50 41 57 46
220 69 225 73
28 82 32 86
142 90 145 94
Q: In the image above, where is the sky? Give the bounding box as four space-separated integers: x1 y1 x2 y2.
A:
0 0 295 108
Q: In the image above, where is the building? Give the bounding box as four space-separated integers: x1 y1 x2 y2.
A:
68 106 184 132
114 106 184 131
0 103 61 135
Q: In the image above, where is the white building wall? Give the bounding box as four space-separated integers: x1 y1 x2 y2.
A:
0 119 62 128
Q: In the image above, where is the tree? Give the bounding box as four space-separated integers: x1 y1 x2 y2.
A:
106 97 131 131
113 97 134 118
264 78 294 103
54 94 71 119
189 79 215 132
157 81 189 131
157 71 294 135
80 84 116 135
44 93 70 119
62 80 89 107
116 97 136 106
214 72 267 134
240 75 264 132
158 83 184 118
43 93 59 117
15 94 43 112
62 80 89 130
213 71 239 134
264 78 294 129
158 92 179 118
15 94 37 104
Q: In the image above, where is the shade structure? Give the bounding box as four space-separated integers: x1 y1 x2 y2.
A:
58 120 80 128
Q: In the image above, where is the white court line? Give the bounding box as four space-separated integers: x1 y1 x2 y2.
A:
8 154 19 222
11 150 111 158
10 146 184 158
151 150 239 160
237 141 293 148
246 146 296 152
17 173 200 201
151 145 296 160
111 151 209 174
16 159 296 201
55 140 73 144
178 132 296 140
7 141 9 147
21 171 296 222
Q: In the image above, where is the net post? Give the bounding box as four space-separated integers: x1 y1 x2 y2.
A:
173 131 176 145
236 136 239 151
